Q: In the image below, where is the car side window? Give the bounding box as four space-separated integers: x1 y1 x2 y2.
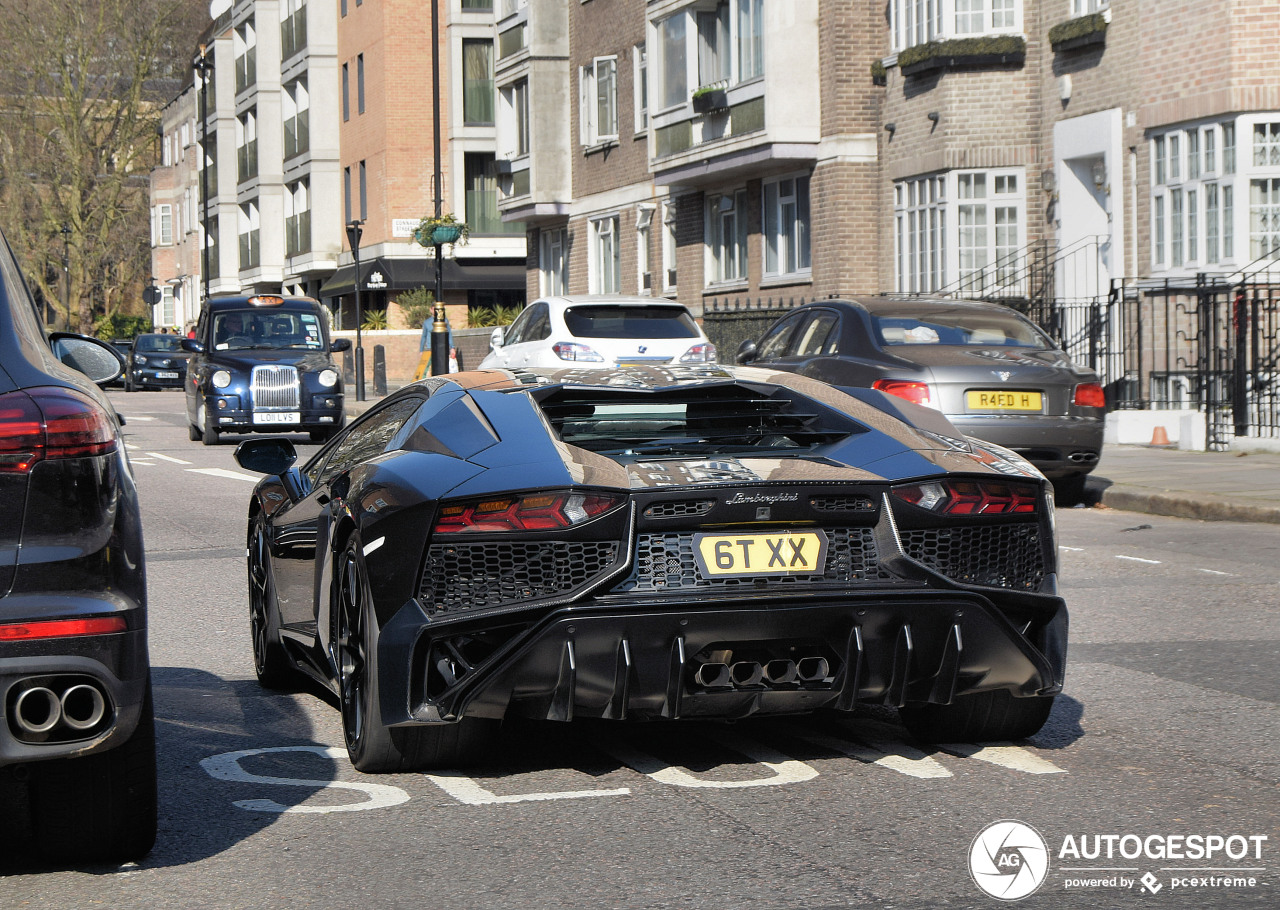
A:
526 304 551 341
314 398 424 487
795 312 838 358
756 312 806 361
503 306 535 347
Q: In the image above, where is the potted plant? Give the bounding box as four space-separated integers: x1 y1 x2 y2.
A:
413 212 469 247
691 82 728 114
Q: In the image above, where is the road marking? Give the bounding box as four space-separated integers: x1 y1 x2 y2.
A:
148 452 192 465
123 415 156 421
792 730 951 779
1196 568 1233 576
1059 546 1084 552
603 729 818 789
1116 555 1161 564
200 745 410 813
936 742 1067 774
187 467 260 483
424 772 629 805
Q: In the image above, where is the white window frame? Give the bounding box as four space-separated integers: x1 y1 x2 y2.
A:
762 173 811 280
636 206 654 294
579 56 618 147
705 189 748 285
540 228 567 296
633 42 648 134
662 200 678 293
499 78 530 160
895 174 945 293
1071 0 1108 15
152 204 173 246
890 0 1023 54
590 215 621 294
955 170 1023 293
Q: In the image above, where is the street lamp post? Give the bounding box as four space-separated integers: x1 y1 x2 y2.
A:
59 224 71 332
345 219 366 401
429 0 450 377
194 47 212 305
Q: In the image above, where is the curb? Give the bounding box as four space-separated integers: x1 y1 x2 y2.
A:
1094 483 1280 525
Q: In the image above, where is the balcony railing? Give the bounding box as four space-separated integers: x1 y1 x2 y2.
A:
235 51 256 95
281 12 308 61
239 230 260 270
237 141 258 183
286 211 311 257
284 111 310 160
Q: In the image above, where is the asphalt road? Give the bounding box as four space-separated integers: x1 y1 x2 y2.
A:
2 390 1277 909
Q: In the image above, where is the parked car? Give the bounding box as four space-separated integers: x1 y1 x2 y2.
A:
124 332 189 392
235 364 1067 772
0 230 155 861
737 298 1106 502
182 294 351 445
477 295 716 370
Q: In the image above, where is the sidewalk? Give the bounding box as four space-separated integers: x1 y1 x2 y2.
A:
1085 444 1280 524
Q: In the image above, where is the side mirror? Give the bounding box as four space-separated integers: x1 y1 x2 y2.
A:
331 337 352 353
489 326 505 350
235 437 298 477
736 339 758 365
181 337 205 354
49 334 125 386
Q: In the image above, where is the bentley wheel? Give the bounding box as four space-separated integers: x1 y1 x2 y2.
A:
335 540 496 772
248 514 293 689
899 690 1055 743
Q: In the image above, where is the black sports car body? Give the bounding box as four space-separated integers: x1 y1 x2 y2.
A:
237 365 1067 772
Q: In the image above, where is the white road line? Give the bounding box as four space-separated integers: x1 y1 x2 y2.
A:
793 731 952 779
1116 555 1161 564
148 452 192 465
936 742 1067 774
1059 546 1084 552
603 729 819 788
425 772 629 805
1196 568 1233 576
200 746 409 814
123 415 156 421
186 468 260 483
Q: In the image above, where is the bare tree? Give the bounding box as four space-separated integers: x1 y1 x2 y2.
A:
0 0 205 332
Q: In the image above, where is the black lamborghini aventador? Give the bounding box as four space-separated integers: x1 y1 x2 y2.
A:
235 365 1067 772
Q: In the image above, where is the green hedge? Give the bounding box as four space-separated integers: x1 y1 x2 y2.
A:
898 35 1026 72
1048 13 1108 50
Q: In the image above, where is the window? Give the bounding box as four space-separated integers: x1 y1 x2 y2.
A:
957 171 1021 291
1206 183 1220 264
894 175 946 293
1224 123 1236 173
636 206 653 292
738 0 763 80
342 63 350 122
540 228 567 296
697 1 731 88
239 200 260 270
1169 133 1181 183
763 174 811 278
634 43 648 133
286 180 311 257
658 14 687 110
1170 188 1184 266
580 57 618 146
1154 136 1166 185
891 0 1021 52
463 40 494 125
1188 189 1198 261
707 189 748 283
281 0 307 59
662 200 678 291
1153 195 1166 267
466 153 523 234
359 160 367 221
234 22 257 94
499 79 530 158
161 286 175 327
1152 121 1244 271
357 54 365 115
284 79 310 159
1251 177 1280 259
1188 130 1200 180
1204 128 1216 174
590 215 621 294
344 167 352 222
236 110 258 183
1071 0 1108 14
152 205 173 246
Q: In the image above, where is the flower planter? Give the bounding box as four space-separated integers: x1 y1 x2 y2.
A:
431 224 463 244
691 89 728 114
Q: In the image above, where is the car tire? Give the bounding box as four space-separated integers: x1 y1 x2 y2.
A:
123 372 134 393
335 539 496 772
27 682 158 863
899 689 1055 743
309 428 334 444
200 404 220 446
188 421 201 442
248 513 295 690
1052 473 1089 507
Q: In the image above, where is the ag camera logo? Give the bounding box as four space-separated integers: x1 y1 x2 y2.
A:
969 820 1050 901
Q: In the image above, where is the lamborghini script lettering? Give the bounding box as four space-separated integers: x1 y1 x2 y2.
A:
725 491 801 505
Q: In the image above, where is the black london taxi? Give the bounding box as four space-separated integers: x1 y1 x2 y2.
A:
182 295 350 445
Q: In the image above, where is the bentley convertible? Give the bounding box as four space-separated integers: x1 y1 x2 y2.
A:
235 366 1067 772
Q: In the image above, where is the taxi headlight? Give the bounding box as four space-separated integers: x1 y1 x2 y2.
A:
318 369 338 388
212 370 232 389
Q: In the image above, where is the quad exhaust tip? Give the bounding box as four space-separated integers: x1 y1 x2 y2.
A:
10 678 112 741
693 657 831 689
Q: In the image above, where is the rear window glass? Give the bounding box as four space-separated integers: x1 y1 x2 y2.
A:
136 335 185 353
873 309 1050 349
564 305 700 340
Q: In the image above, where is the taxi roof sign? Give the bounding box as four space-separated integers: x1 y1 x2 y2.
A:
248 295 285 307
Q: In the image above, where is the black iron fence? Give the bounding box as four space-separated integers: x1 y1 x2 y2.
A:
704 264 1280 450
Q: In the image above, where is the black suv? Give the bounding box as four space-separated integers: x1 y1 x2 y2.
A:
0 230 155 862
182 295 350 445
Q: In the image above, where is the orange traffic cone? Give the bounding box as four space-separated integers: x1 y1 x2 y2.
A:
1150 426 1171 446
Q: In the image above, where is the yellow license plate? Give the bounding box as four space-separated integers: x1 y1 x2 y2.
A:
966 390 1044 411
694 531 828 577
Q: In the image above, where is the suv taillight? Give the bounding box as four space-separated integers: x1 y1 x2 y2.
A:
0 388 117 474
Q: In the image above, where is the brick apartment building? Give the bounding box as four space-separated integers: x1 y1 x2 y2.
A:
150 0 526 332
496 0 1280 323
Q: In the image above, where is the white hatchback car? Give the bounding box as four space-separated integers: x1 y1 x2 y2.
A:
478 295 717 370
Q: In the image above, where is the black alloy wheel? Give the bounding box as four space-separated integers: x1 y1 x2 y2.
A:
247 513 293 689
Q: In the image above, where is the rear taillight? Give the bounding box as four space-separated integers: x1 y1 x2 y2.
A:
679 343 718 363
872 379 934 409
434 491 624 533
893 479 1039 514
0 388 117 474
1073 382 1107 408
552 342 605 363
0 616 128 641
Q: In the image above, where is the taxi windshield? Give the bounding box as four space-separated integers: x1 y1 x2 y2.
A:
213 310 325 351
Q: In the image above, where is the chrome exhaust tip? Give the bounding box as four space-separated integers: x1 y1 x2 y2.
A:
762 659 798 685
13 686 61 735
60 683 108 731
694 662 731 688
796 656 830 683
729 661 764 687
